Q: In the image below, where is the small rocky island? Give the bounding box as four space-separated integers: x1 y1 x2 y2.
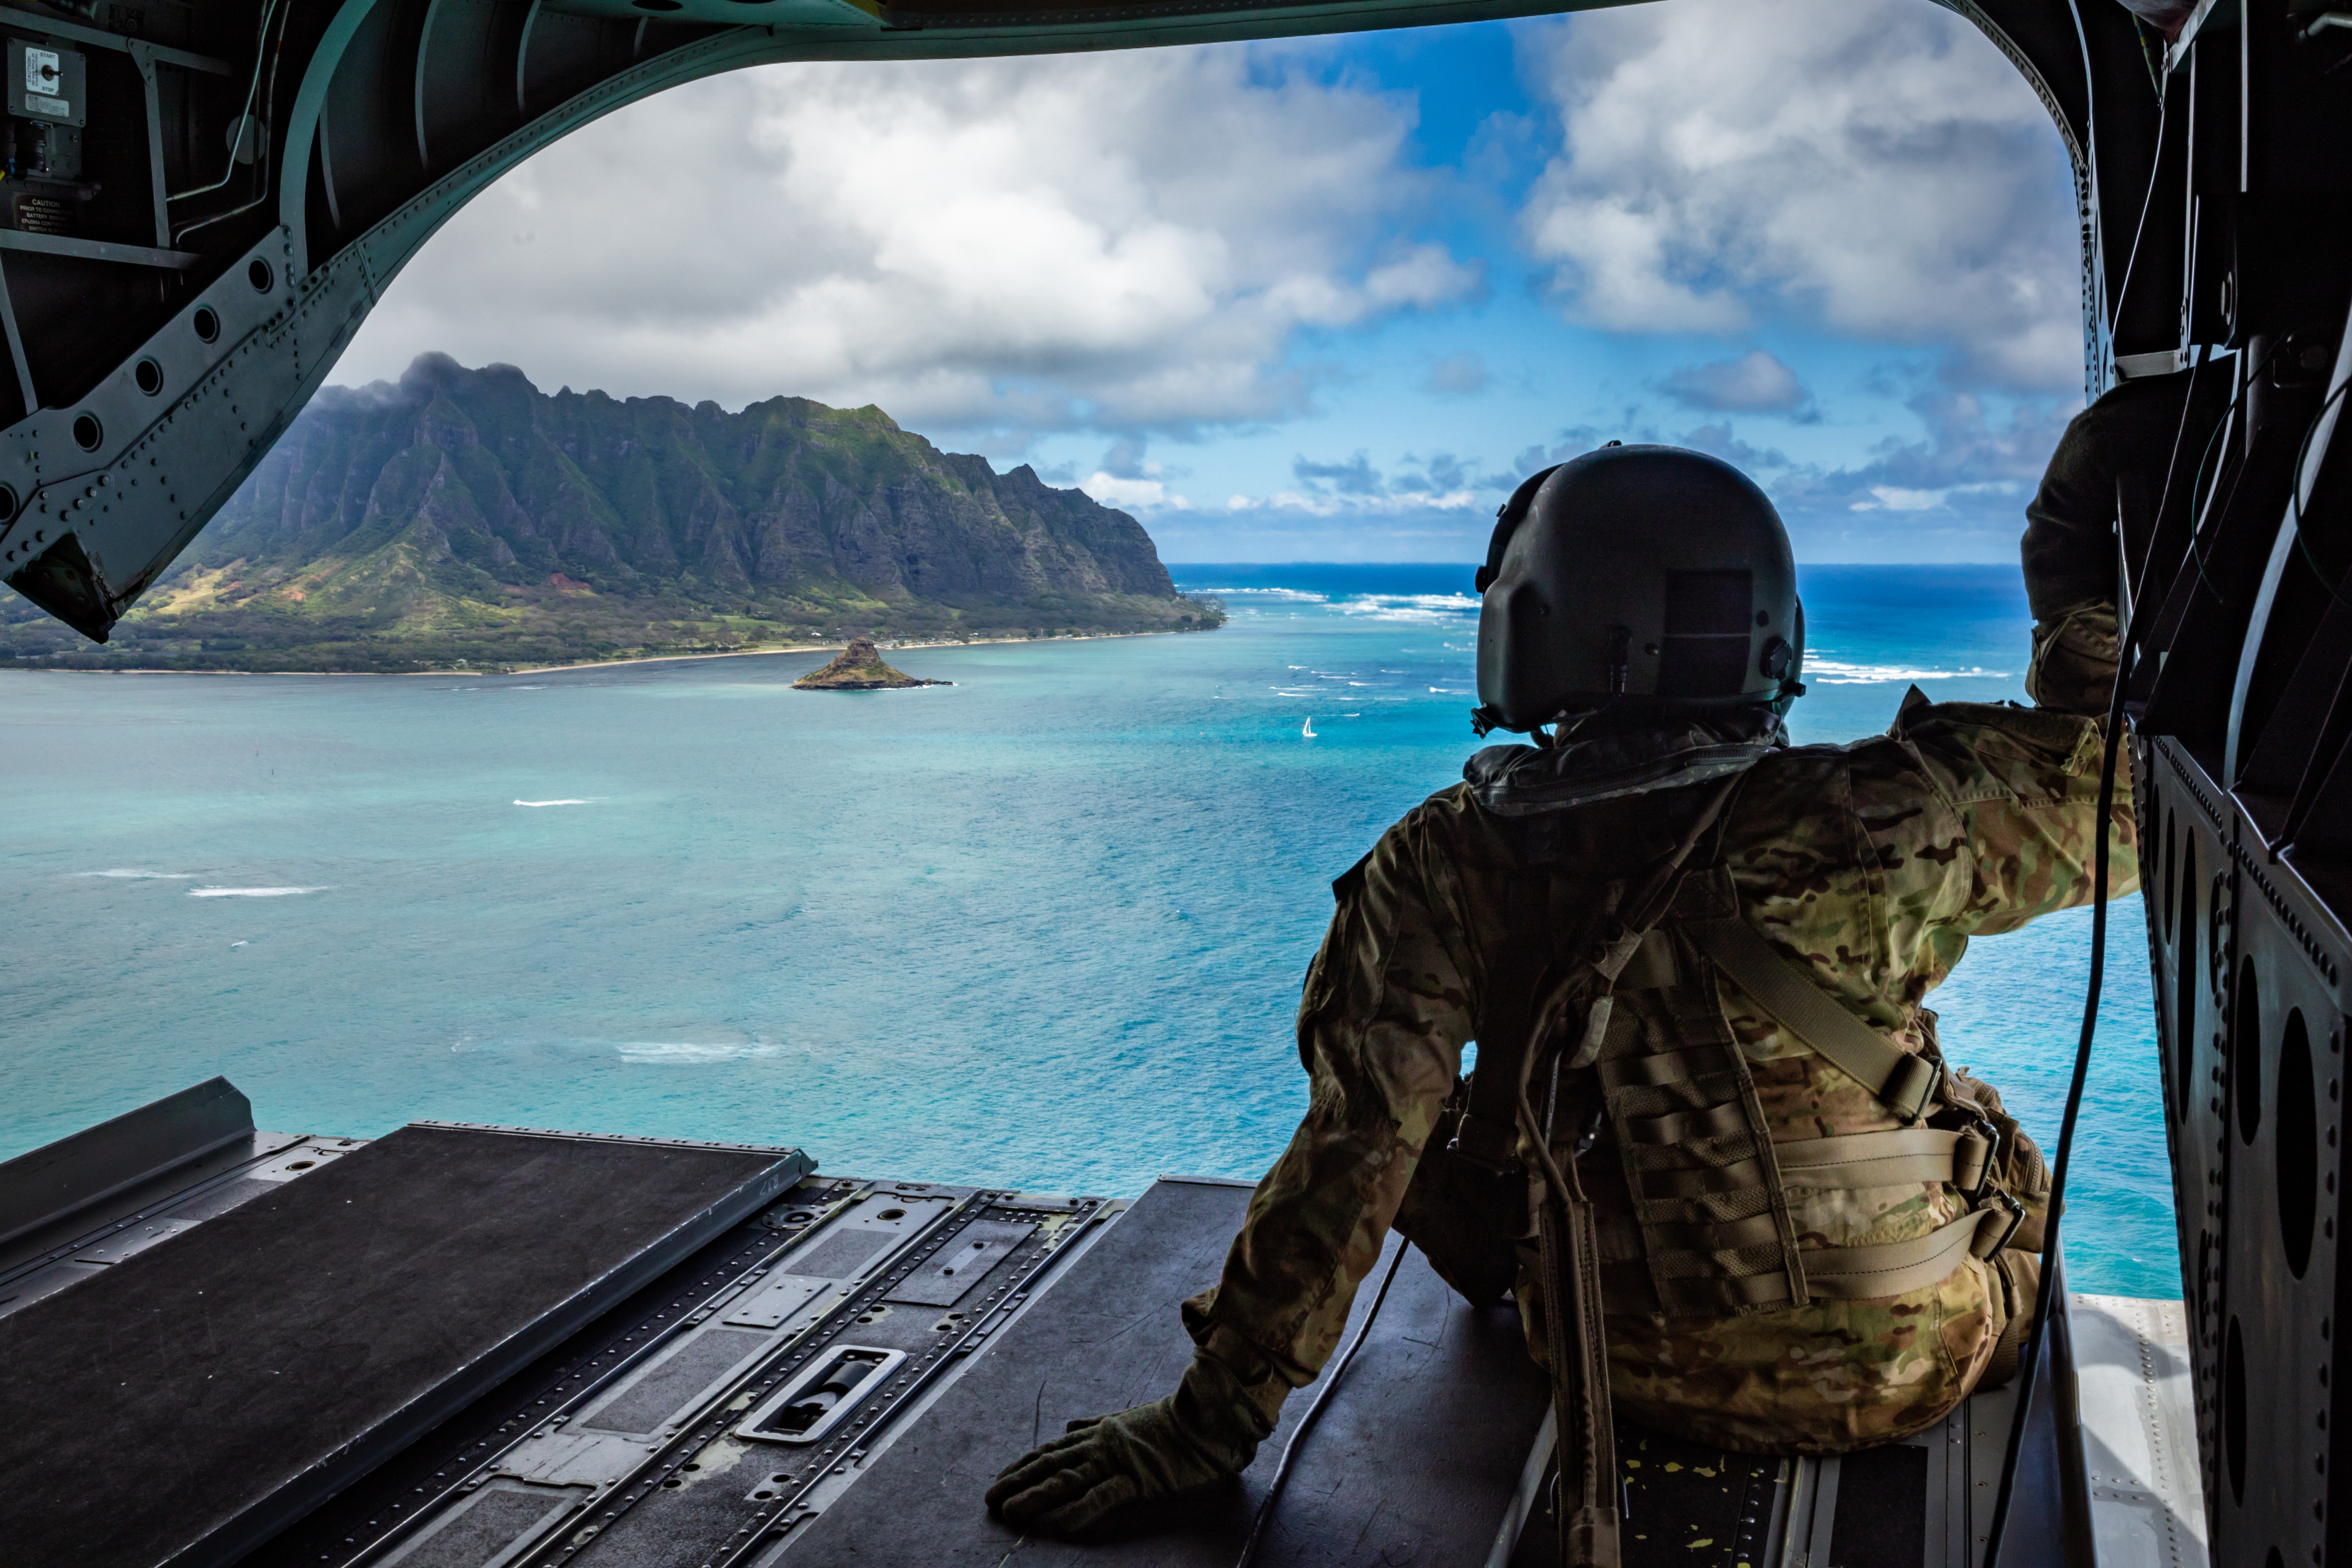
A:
793 637 951 691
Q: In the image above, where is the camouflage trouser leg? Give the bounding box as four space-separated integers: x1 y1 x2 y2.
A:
1977 1248 2043 1391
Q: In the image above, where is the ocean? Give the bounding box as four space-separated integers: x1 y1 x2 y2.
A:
0 563 2177 1298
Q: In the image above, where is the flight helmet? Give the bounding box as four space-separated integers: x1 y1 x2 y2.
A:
1472 445 1804 734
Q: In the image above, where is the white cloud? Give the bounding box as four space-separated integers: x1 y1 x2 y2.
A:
1658 349 1813 416
1080 472 1191 511
1248 487 1483 517
335 49 1478 438
1520 0 2081 389
1859 485 1946 512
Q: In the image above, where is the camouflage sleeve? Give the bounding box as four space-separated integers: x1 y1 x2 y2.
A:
1881 688 2141 948
2020 373 2191 619
1181 794 1485 1404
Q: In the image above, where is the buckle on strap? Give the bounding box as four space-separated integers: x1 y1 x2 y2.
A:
1970 1186 2027 1259
1954 1117 2001 1201
1883 1051 1942 1126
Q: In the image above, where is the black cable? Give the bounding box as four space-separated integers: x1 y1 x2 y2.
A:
1233 1237 1412 1568
1981 596 2136 1568
2178 339 2291 612
2105 89 2173 350
2126 343 2211 618
1987 333 2309 1556
2286 378 2352 608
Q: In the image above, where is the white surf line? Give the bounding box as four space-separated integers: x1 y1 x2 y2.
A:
513 798 595 807
76 869 197 879
188 887 329 898
1805 658 2009 684
612 1041 781 1063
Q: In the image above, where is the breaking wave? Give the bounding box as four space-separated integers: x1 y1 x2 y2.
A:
188 886 329 898
614 1041 783 1064
78 869 196 879
514 798 595 807
1336 592 1480 624
1190 587 1329 603
1805 658 2010 685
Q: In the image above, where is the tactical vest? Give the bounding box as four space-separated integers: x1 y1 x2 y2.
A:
1397 758 2036 1321
1571 861 2026 1316
1391 732 2047 1568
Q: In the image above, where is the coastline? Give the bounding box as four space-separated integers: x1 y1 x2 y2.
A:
5 626 1194 679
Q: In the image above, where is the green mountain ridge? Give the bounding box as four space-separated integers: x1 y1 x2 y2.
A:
0 353 1222 671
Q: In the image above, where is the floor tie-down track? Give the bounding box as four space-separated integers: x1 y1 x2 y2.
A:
0 1084 2205 1568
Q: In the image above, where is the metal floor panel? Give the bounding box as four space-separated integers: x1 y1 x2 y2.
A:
2070 1295 2207 1568
0 1123 810 1568
0 1132 363 1319
0 1094 2139 1568
0 1076 258 1255
774 1174 1551 1568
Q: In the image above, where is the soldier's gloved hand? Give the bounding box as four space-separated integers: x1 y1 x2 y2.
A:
2025 601 2120 717
985 1351 1274 1536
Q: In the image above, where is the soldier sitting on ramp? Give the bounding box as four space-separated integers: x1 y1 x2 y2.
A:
987 430 2142 1560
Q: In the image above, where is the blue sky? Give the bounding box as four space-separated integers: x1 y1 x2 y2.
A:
333 0 2087 564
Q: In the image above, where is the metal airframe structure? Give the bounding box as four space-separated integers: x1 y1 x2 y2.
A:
0 2 2346 1566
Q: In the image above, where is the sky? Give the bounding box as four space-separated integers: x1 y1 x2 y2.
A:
329 0 2090 564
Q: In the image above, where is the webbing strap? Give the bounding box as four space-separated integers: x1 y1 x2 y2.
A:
1617 929 1679 990
1774 1127 1992 1193
1459 876 1554 1165
1800 1206 2010 1299
1631 1126 1990 1200
1637 1211 1788 1254
1600 1257 1795 1313
1539 1187 1621 1568
1682 917 1940 1122
1601 1202 2014 1312
1613 1047 1726 1088
1621 1101 1752 1145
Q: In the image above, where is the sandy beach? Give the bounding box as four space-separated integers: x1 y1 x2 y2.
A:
12 627 1193 679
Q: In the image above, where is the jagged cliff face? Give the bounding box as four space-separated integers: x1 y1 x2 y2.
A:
208 353 1177 607
0 355 1213 671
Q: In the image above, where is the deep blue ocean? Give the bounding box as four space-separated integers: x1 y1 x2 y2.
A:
0 563 2176 1297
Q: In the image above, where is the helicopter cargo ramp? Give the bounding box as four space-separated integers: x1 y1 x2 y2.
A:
0 1081 2204 1568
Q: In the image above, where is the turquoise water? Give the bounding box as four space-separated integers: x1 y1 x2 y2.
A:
0 564 2177 1297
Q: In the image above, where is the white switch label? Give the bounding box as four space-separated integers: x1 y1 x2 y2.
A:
25 48 59 97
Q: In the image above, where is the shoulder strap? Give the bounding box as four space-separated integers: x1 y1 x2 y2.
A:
1458 768 1754 1166
1680 916 1940 1122
1458 875 1552 1166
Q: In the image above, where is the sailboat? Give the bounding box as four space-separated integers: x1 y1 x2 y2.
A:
1301 716 1317 739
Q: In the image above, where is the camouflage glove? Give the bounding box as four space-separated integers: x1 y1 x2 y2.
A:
2024 601 2120 717
985 1351 1275 1536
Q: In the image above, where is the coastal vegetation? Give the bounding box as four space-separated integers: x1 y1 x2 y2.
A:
0 355 1222 673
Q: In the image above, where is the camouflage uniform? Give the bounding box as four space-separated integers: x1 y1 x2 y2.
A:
1181 642 2139 1455
988 395 2169 1536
